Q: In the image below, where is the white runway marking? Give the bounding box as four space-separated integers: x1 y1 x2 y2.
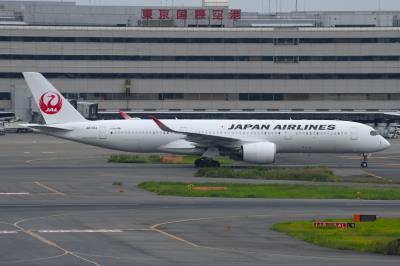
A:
14 220 102 266
0 230 18 234
1 228 150 235
151 215 273 249
34 182 65 196
23 152 31 154
38 229 124 233
0 192 30 196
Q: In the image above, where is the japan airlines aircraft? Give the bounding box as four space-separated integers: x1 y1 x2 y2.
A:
22 72 390 168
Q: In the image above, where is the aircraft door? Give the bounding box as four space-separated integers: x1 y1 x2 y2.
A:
99 126 107 139
350 127 358 140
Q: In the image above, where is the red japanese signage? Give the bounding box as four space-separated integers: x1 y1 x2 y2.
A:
140 8 241 21
159 9 170 20
141 9 153 20
176 9 188 20
212 9 224 20
313 222 356 229
230 9 241 20
195 9 207 20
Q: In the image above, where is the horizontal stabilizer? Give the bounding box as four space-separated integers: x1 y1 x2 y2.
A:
20 124 73 133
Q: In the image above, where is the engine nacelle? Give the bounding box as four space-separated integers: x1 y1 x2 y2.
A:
242 142 276 164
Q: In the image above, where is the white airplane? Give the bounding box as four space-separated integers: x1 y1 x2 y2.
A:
22 72 390 168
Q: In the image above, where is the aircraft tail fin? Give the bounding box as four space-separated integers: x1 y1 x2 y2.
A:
23 72 87 125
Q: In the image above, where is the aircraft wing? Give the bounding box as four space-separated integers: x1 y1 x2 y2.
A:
149 116 242 149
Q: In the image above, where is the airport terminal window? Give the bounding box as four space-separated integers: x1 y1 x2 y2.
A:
1 36 400 44
299 38 400 44
274 38 299 45
0 54 274 62
77 93 158 101
0 92 10 100
274 56 299 63
239 93 284 101
197 94 214 100
0 54 399 62
284 94 309 100
366 94 389 100
0 36 274 44
389 94 400 100
299 56 400 62
31 92 400 102
3 73 400 80
159 93 184 100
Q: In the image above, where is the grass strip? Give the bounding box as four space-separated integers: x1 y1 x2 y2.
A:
271 218 400 255
109 154 161 163
138 182 400 200
108 154 233 164
195 167 340 182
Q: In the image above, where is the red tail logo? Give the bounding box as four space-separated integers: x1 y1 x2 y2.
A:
39 92 62 115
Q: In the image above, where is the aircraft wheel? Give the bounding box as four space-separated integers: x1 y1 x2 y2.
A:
194 158 204 168
194 158 220 168
210 160 220 168
361 161 368 168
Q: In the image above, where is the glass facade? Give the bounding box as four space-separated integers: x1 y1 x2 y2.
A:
1 54 400 62
0 92 10 100
1 27 399 114
2 73 400 79
67 92 400 101
1 36 400 44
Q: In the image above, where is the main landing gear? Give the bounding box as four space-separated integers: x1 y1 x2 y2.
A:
361 153 369 168
194 158 221 168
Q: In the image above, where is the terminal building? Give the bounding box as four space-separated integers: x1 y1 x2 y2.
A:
0 0 399 128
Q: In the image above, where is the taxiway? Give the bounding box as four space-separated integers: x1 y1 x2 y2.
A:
0 134 399 265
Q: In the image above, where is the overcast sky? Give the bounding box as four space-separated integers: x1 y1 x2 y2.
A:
5 0 400 12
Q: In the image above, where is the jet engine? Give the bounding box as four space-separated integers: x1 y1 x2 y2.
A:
241 142 276 164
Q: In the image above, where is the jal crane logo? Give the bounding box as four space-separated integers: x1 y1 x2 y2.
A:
39 92 62 115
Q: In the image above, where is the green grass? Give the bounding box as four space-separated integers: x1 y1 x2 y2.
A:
195 167 340 182
109 154 161 163
271 218 400 255
138 182 400 200
108 154 233 164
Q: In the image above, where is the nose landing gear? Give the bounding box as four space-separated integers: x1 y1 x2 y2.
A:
194 158 221 168
361 153 369 168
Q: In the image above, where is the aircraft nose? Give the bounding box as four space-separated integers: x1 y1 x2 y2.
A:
381 137 391 149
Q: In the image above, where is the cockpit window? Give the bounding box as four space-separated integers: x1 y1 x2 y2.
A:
370 130 378 136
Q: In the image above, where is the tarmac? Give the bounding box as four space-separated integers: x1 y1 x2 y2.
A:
0 133 399 266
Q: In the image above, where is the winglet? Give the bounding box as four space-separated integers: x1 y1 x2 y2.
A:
149 116 175 132
119 111 131 120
